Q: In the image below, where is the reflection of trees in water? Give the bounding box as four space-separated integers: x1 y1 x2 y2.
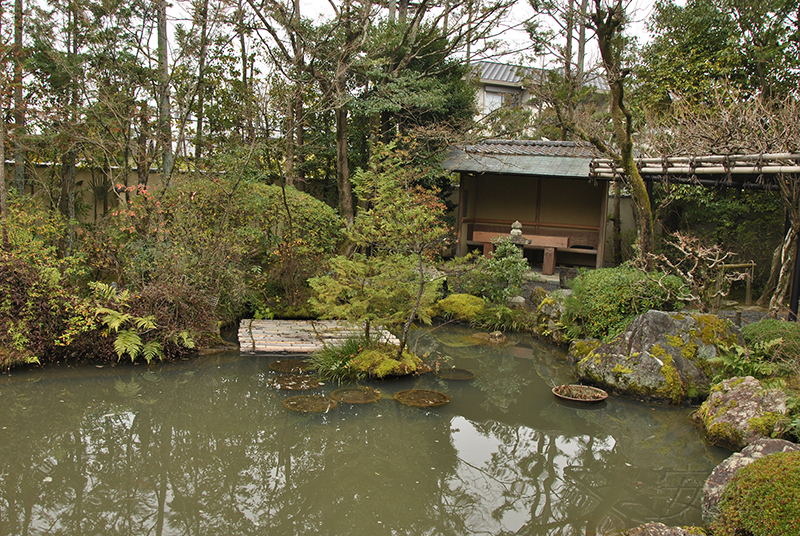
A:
444 418 712 535
0 363 467 535
0 355 720 535
473 355 531 412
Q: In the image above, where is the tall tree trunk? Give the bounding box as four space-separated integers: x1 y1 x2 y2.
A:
285 97 295 186
335 104 354 227
59 149 77 254
768 226 797 317
561 0 574 141
592 0 653 266
137 112 151 187
238 2 254 141
13 0 24 195
194 0 209 163
157 0 174 186
0 84 8 249
576 0 588 82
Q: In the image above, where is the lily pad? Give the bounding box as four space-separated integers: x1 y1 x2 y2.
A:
435 367 476 380
330 387 382 404
394 389 450 408
283 395 338 413
269 374 321 390
269 359 313 373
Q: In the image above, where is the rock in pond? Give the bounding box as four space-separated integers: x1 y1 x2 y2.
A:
567 310 741 404
701 438 800 526
534 289 571 345
623 522 704 536
694 376 789 450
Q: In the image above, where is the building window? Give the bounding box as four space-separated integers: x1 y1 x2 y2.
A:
484 92 504 114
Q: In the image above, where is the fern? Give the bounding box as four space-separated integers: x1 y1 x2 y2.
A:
90 281 130 302
114 329 143 361
97 308 133 332
133 315 157 331
141 341 164 364
175 331 195 349
94 286 194 364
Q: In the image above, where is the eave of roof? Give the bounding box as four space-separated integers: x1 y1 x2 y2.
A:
442 140 605 179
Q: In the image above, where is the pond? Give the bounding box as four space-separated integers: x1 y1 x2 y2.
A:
0 324 730 535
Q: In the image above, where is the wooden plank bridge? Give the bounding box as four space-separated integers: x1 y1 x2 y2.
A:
238 319 399 354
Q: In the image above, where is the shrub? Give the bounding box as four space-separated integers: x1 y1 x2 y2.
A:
445 238 529 304
742 319 800 377
435 293 485 322
80 178 344 324
562 266 685 341
0 253 107 368
712 450 800 536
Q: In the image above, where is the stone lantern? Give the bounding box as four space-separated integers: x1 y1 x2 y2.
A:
509 221 530 250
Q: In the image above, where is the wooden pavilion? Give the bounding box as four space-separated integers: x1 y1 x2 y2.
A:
442 140 610 274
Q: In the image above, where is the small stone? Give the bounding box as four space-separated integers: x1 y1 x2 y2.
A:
507 295 526 309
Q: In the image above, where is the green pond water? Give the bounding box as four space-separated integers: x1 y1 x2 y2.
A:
0 325 730 535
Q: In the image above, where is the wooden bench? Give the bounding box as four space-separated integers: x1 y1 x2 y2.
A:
472 231 569 275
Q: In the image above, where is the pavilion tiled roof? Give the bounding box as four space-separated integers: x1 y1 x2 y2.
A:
442 140 605 179
464 139 603 158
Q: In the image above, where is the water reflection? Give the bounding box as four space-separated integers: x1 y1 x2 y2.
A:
0 327 729 536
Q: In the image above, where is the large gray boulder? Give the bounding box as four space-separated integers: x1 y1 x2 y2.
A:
694 376 789 450
701 438 800 526
567 310 741 404
623 523 704 536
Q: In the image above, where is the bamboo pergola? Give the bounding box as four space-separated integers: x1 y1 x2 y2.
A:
590 151 800 318
590 153 800 190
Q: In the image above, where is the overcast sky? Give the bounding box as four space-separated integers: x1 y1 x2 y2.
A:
300 0 658 67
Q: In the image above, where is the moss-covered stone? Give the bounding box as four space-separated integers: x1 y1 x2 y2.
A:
350 343 423 378
612 363 634 375
434 293 485 322
696 376 789 449
569 310 743 405
569 338 602 362
712 450 800 536
747 412 786 437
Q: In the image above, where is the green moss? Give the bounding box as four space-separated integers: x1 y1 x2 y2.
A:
350 344 422 378
571 339 602 360
612 363 633 375
706 420 745 447
529 287 548 308
713 451 800 536
680 527 706 536
435 293 486 322
666 334 684 348
695 314 738 347
637 344 685 403
747 412 785 438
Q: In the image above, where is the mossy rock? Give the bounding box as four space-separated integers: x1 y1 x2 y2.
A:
702 438 800 526
695 376 789 450
712 450 800 536
569 310 742 405
350 343 423 378
434 293 485 322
